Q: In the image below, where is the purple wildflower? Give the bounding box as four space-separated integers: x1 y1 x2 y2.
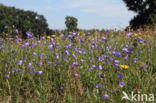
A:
8 60 11 64
107 45 112 50
33 43 37 47
119 81 125 88
96 83 100 88
73 62 78 66
15 29 19 34
133 58 137 63
127 32 133 37
29 46 32 49
80 38 84 43
60 86 64 90
68 43 72 48
65 46 69 50
25 42 29 46
137 29 140 33
37 71 43 75
28 62 32 69
50 38 54 42
41 36 45 40
56 43 59 47
144 64 148 69
92 65 96 68
118 73 123 79
72 54 77 59
105 29 109 33
129 46 133 51
55 53 59 59
18 60 23 65
138 38 144 43
123 48 128 53
33 52 36 56
98 65 102 70
108 57 113 62
17 38 22 42
38 40 41 43
99 56 104 61
72 32 76 36
65 50 69 55
68 35 72 40
16 68 21 72
115 52 121 58
114 60 119 64
55 61 59 66
39 61 42 66
87 32 90 35
101 36 107 41
75 73 79 78
83 49 86 54
55 29 58 32
80 59 84 63
89 68 94 71
26 31 33 39
78 50 82 54
49 44 53 50
19 44 24 48
103 94 109 100
9 38 13 41
60 34 64 38
115 63 119 67
112 50 116 54
40 53 44 59
6 74 10 79
11 69 15 73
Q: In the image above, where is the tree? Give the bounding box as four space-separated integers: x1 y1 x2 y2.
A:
0 4 50 38
65 16 78 32
123 0 156 28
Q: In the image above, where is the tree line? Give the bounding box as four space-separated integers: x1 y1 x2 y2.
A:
0 4 53 38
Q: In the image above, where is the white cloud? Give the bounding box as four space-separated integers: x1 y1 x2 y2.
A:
60 0 136 18
82 6 136 18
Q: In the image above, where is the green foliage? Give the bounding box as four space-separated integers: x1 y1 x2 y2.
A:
65 16 78 32
123 0 156 28
0 4 50 38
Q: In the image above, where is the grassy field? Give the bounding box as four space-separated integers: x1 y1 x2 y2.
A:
0 29 156 103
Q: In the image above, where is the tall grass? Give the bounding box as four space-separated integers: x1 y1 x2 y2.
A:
0 29 156 103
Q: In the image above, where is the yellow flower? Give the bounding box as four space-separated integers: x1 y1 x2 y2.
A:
5 33 8 36
47 36 51 39
134 33 138 36
120 65 129 70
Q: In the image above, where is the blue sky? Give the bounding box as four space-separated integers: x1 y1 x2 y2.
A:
0 0 136 30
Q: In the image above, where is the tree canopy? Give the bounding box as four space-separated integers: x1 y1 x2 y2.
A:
123 0 156 28
65 16 78 32
0 4 52 38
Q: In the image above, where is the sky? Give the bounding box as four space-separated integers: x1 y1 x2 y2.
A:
0 0 136 30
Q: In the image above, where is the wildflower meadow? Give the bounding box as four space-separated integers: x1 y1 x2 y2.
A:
0 29 156 103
